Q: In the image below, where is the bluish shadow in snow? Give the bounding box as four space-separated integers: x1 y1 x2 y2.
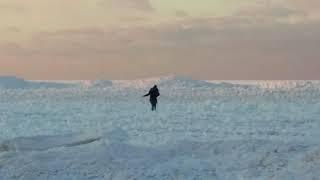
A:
0 133 101 152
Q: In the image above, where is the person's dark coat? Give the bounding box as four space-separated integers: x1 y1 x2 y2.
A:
144 85 160 110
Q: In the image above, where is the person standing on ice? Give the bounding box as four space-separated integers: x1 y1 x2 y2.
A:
143 85 160 111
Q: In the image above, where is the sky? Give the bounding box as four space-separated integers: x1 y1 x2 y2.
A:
0 0 319 80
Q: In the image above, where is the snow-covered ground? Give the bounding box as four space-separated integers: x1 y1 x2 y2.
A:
0 76 320 180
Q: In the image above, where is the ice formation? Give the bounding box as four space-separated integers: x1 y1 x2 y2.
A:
0 76 319 179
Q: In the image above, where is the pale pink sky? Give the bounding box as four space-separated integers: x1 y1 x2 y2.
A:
0 0 320 80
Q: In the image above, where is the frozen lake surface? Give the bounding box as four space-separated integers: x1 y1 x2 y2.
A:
0 76 320 180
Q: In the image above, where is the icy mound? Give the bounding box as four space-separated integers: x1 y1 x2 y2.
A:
0 76 29 89
1 132 320 180
113 75 250 89
157 75 215 88
0 76 73 89
254 81 320 91
81 80 113 88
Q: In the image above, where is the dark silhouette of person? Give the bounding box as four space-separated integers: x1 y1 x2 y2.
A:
143 85 160 111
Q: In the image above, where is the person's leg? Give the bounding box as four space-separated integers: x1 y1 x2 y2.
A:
150 99 156 111
154 98 158 111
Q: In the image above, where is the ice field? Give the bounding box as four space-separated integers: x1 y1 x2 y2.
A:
0 76 320 180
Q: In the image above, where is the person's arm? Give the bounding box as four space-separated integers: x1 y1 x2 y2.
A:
143 92 150 97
